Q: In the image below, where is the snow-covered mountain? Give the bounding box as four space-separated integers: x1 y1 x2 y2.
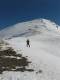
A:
0 19 60 80
0 19 60 39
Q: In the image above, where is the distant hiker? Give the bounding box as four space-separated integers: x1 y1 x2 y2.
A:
56 25 58 30
26 39 30 47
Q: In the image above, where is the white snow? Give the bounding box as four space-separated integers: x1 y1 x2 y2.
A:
0 19 60 80
0 18 60 39
1 34 60 80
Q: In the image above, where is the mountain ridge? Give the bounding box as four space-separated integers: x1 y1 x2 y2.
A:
0 18 60 39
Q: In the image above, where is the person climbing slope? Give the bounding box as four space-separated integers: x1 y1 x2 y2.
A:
26 39 30 47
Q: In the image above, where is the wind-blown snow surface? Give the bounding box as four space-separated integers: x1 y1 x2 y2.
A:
0 19 60 80
0 19 60 39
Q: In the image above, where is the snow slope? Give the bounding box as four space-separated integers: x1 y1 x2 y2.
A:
0 19 60 80
0 34 60 80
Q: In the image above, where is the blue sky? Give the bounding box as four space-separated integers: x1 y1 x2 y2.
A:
0 0 60 29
